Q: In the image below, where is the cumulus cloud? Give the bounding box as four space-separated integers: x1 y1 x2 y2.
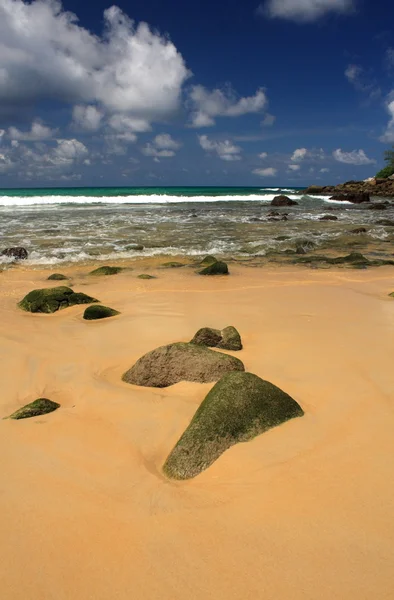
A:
288 164 300 171
259 152 268 159
49 139 88 166
261 113 276 127
142 133 181 158
188 85 267 127
259 0 355 22
320 167 330 173
0 0 190 126
252 167 277 177
291 148 307 161
8 120 55 141
72 106 103 131
380 100 394 143
333 148 375 165
198 135 242 161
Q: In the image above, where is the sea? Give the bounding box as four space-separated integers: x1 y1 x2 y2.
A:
0 186 393 266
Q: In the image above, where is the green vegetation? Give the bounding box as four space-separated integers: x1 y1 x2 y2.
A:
5 398 60 420
376 146 394 178
163 372 304 480
18 286 98 313
83 305 120 320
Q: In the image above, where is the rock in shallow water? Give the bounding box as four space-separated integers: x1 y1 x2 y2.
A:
47 273 68 281
83 305 120 320
163 372 304 480
271 195 298 207
1 247 28 260
190 326 242 351
89 266 123 276
122 342 245 388
5 398 60 420
18 286 98 313
198 261 229 275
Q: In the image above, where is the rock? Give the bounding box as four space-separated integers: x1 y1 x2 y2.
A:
47 273 68 281
83 304 120 320
303 185 326 195
5 398 60 420
137 274 156 280
376 219 394 226
122 342 245 388
198 261 229 275
349 228 367 234
368 204 387 210
89 266 123 276
267 210 281 217
1 247 28 260
18 286 98 313
319 215 338 221
125 244 144 251
199 255 218 267
161 262 185 268
329 192 370 204
271 195 298 207
275 235 291 241
190 326 242 351
249 217 263 222
296 240 316 254
389 292 394 298
163 372 304 480
293 252 394 268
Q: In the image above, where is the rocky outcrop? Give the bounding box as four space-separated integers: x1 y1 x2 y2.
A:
122 342 245 388
83 305 120 320
163 372 304 479
303 178 394 198
18 286 98 313
271 195 298 207
190 326 242 351
330 192 370 204
5 398 60 420
1 247 28 260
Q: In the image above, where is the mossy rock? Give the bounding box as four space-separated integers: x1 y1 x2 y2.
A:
161 262 185 268
389 292 394 298
18 286 98 313
83 305 120 320
125 244 144 251
47 273 68 281
191 326 242 351
295 240 316 254
200 255 218 266
163 372 304 480
89 266 123 276
138 274 157 280
122 342 245 388
198 261 229 275
6 398 60 420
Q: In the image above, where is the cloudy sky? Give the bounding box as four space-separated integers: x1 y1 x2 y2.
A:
0 0 394 187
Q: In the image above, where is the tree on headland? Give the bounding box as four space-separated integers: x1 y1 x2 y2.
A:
376 145 394 178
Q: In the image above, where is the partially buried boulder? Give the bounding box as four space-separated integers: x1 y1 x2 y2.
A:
163 372 304 480
161 262 185 268
271 195 298 207
89 266 123 276
47 273 68 281
18 286 98 313
122 342 245 388
83 305 120 320
198 261 229 275
138 274 156 280
191 326 242 351
2 247 28 260
5 398 60 420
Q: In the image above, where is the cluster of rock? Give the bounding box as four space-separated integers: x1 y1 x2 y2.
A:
122 326 304 479
303 177 394 199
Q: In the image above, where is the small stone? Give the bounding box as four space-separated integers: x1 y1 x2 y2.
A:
47 273 68 281
137 274 156 280
6 398 60 420
83 305 120 320
89 266 123 276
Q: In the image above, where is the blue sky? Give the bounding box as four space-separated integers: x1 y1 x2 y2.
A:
0 0 394 187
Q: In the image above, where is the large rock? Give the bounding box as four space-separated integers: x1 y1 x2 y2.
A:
1 247 28 260
271 195 298 207
18 286 98 313
329 192 370 203
83 305 120 320
5 398 60 420
47 273 68 281
198 261 229 275
303 185 326 195
190 326 242 351
122 342 245 388
163 372 304 480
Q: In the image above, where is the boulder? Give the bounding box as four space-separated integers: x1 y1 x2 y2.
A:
163 372 304 480
18 286 98 313
271 195 298 207
122 342 245 388
368 203 387 211
303 185 326 195
125 244 144 251
137 274 156 280
376 219 394 226
349 227 367 234
47 273 68 281
161 262 185 268
296 240 316 254
199 255 218 267
319 215 338 221
190 326 242 351
198 261 229 275
5 398 60 420
329 192 370 204
1 247 28 260
89 266 123 276
83 305 120 320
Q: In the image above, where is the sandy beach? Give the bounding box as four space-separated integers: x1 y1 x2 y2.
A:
1 262 394 599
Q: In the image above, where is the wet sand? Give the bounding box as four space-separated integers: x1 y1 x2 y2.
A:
1 262 394 599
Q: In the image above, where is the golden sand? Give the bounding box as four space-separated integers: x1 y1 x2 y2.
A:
1 262 394 599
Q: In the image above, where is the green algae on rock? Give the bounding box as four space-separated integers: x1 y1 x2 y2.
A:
191 326 242 351
198 260 229 275
89 266 123 276
199 255 218 267
160 262 185 268
18 286 98 313
47 273 68 281
122 342 245 388
163 372 304 480
83 305 120 320
293 252 394 268
6 398 60 420
137 274 157 280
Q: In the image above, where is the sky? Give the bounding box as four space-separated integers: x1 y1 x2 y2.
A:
1 0 394 187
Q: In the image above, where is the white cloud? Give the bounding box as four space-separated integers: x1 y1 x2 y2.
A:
386 48 394 69
345 64 381 98
198 135 242 161
142 133 181 158
291 148 307 161
333 148 376 165
72 106 103 131
49 139 88 166
320 167 330 173
261 113 276 127
0 1 190 126
288 164 300 171
380 100 394 143
8 120 55 141
252 167 277 177
108 114 151 134
260 0 355 22
259 152 268 159
188 85 267 127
